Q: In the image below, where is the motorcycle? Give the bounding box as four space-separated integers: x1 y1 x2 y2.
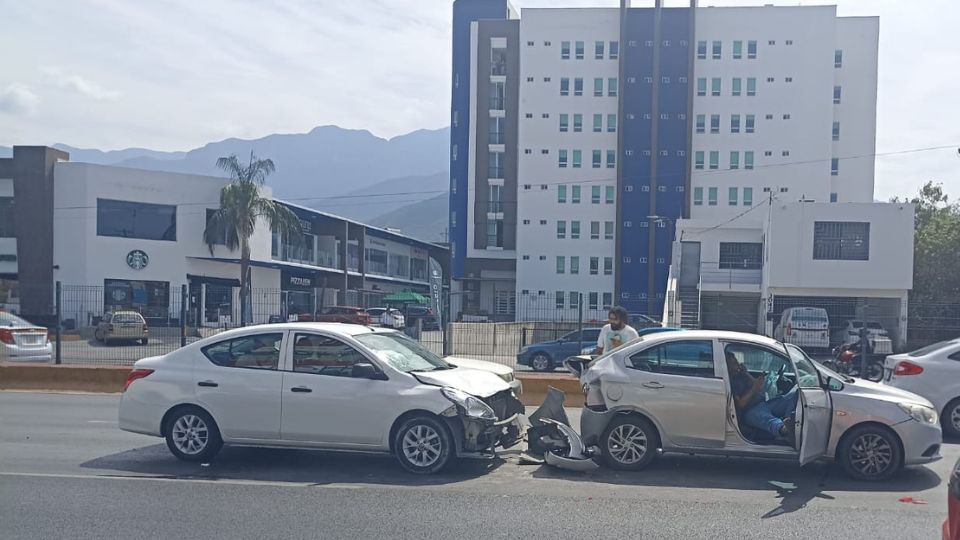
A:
825 342 885 382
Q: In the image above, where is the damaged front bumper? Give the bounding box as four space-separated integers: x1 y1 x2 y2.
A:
525 387 599 471
443 390 526 458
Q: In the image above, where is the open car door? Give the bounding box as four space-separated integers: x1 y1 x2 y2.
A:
797 387 832 465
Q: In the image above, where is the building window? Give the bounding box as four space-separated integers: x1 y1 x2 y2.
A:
572 185 581 203
603 185 615 205
782 150 790 157
708 187 718 206
554 291 565 309
732 77 742 96
711 77 721 96
608 78 618 97
728 187 738 205
590 221 600 240
559 149 568 168
489 81 505 110
526 77 533 83
813 221 869 260
747 40 757 59
575 41 584 59
719 242 762 269
733 40 743 59
571 220 581 239
595 40 604 59
559 113 569 132
524 149 532 154
604 221 614 240
586 185 598 204
731 114 740 133
830 192 838 203
834 49 843 68
765 114 773 120
573 114 583 132
693 187 703 206
558 184 567 203
557 220 566 239
489 116 505 144
542 112 550 118
589 257 599 275
745 114 755 133
831 157 839 176
606 150 616 169
712 40 721 59
697 77 706 96
744 151 754 170
542 149 549 154
592 150 602 169
588 292 599 310
609 40 619 59
785 77 793 83
696 114 705 133
556 256 565 274
602 292 613 307
607 113 617 132
660 113 670 120
747 78 756 96
593 114 602 132
560 78 569 96
572 150 582 168
488 151 504 178
768 40 776 46
486 220 503 247
832 121 841 141
525 113 533 119
561 41 570 59
570 256 580 275
522 255 530 260
766 77 775 83
523 184 531 190
574 77 583 96
522 219 530 225
594 77 604 96
709 151 719 170
786 40 794 45
662 76 670 84
783 113 791 120
97 199 177 241
697 40 707 59
834 85 842 104
730 151 739 170
694 151 704 170
569 291 580 308
710 114 720 133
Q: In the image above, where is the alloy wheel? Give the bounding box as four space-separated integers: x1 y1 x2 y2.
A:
608 423 648 465
849 433 894 477
171 414 209 455
951 404 960 433
531 355 551 371
401 424 442 468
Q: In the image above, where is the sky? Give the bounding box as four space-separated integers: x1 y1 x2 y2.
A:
0 0 957 200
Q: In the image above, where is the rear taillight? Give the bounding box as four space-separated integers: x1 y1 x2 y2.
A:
143 325 149 333
785 324 792 337
894 361 924 376
0 328 14 344
124 369 154 392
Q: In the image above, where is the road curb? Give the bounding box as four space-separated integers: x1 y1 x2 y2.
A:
0 364 585 406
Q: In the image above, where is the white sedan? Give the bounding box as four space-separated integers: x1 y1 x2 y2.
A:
119 323 524 474
884 338 960 437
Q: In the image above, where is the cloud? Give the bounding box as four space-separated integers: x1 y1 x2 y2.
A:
0 84 39 115
41 66 120 101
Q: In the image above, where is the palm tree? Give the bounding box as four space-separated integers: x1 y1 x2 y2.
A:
204 152 302 325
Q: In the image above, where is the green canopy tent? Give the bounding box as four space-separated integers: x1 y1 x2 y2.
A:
383 291 430 305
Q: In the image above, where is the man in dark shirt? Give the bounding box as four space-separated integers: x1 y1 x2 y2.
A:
726 352 797 438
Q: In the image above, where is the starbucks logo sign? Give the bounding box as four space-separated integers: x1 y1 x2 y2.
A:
126 250 149 270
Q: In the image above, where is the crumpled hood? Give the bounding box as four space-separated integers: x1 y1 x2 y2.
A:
581 355 631 385
841 377 934 407
444 356 512 376
413 367 511 398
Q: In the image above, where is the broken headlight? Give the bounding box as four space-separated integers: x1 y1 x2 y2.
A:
441 387 496 420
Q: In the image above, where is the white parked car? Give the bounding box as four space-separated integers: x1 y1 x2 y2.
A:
119 323 524 474
835 319 893 354
773 307 830 352
444 356 522 396
0 311 52 362
884 339 960 437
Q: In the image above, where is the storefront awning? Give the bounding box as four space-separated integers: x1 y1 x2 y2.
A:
383 291 430 304
186 274 240 287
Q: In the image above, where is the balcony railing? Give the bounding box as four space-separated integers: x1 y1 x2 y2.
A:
700 261 762 286
277 247 339 270
489 97 504 111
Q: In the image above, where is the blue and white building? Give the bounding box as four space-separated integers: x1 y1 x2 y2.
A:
449 0 911 342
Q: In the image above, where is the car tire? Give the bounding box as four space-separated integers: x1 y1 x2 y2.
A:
94 330 102 343
140 338 149 345
942 398 960 438
837 425 902 481
530 353 553 372
600 415 660 471
164 407 223 462
393 414 453 475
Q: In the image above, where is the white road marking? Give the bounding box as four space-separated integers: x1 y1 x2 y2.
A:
0 471 363 489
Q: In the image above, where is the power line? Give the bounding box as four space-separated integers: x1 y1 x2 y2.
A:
681 197 772 238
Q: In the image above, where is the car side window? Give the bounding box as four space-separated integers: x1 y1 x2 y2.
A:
583 329 601 343
292 333 367 378
725 343 792 377
628 340 715 378
949 351 960 362
201 333 282 370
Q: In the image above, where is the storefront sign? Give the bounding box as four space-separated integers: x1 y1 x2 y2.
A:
126 250 149 270
429 258 443 327
289 276 312 287
282 271 315 290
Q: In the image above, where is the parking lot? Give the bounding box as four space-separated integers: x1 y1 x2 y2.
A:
0 392 953 539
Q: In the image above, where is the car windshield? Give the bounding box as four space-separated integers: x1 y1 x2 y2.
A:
908 339 959 357
113 313 143 323
866 322 883 329
354 332 451 373
0 312 33 328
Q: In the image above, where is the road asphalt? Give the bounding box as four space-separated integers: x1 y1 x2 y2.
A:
0 391 953 539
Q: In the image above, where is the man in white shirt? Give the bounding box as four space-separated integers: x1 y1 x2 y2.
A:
596 306 640 355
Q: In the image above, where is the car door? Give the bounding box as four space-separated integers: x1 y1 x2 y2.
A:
193 331 286 440
279 332 399 448
786 344 832 464
621 339 727 448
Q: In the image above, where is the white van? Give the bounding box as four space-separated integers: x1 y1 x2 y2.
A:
774 307 830 351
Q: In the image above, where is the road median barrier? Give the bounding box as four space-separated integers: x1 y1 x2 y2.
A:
0 363 129 393
516 373 583 407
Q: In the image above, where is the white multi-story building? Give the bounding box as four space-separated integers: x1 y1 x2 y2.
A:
449 1 911 346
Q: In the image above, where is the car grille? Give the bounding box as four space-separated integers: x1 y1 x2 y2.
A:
483 390 520 421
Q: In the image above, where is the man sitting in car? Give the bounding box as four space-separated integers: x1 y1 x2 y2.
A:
725 351 797 439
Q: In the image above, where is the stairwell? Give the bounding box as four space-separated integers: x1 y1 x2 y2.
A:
678 286 701 329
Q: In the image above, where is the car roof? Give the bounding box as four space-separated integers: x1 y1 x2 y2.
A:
637 329 784 348
203 322 393 340
112 311 144 316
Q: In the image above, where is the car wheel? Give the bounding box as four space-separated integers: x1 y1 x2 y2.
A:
600 415 660 471
838 425 902 481
140 338 149 345
393 415 453 475
530 353 553 372
942 399 960 438
94 330 102 343
164 407 223 462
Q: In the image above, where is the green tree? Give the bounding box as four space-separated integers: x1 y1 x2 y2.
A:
894 181 960 301
204 152 302 325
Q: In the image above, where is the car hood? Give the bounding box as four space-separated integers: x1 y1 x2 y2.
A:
412 367 511 398
839 377 934 407
444 356 512 376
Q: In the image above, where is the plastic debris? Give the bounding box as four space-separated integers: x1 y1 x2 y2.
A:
898 496 928 505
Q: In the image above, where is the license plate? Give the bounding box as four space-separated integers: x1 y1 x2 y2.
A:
20 335 42 345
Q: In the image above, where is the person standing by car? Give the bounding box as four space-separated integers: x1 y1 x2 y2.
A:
595 306 639 355
725 352 797 438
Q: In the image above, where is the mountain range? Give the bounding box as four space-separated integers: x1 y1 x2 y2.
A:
1 126 451 242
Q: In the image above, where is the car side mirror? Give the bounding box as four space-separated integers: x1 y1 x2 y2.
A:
353 363 387 380
823 375 844 392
